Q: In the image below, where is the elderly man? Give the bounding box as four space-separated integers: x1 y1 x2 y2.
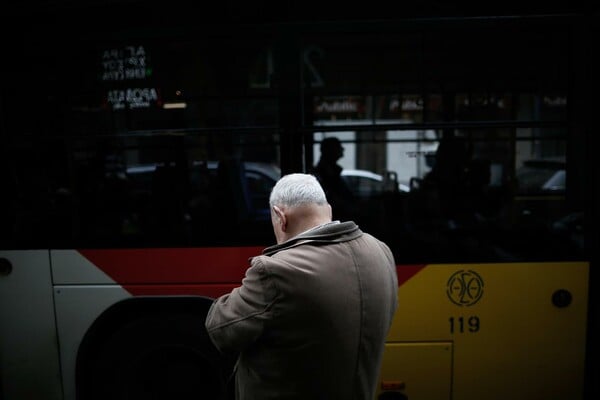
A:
205 173 398 400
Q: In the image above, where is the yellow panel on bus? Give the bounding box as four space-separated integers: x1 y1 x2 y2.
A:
380 261 589 400
377 342 453 400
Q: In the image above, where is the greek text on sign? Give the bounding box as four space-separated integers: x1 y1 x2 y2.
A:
102 45 150 81
107 88 159 110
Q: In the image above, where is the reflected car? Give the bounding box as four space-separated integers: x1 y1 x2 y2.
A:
341 169 410 197
516 159 565 194
126 161 280 212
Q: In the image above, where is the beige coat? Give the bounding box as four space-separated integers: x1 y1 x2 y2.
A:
205 221 398 400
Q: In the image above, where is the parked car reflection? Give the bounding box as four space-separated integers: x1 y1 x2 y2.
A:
516 159 565 194
341 169 410 197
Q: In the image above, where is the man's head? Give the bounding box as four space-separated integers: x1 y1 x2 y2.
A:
320 137 344 162
269 173 332 243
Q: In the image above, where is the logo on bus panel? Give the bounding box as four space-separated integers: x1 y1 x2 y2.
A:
446 270 484 306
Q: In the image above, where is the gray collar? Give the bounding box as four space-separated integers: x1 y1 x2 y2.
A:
263 221 361 256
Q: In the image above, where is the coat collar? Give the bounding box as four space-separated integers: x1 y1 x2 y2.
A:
262 221 361 256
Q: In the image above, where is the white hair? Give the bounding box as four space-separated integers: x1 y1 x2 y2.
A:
269 173 328 208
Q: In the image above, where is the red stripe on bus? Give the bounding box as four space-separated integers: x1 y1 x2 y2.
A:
78 248 426 292
78 247 264 284
396 264 426 286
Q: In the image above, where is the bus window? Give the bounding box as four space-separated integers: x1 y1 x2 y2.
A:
301 28 580 265
46 131 280 248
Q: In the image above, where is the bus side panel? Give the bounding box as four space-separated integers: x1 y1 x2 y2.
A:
53 286 131 400
377 342 453 399
0 250 63 400
51 250 132 400
51 249 242 400
386 261 589 400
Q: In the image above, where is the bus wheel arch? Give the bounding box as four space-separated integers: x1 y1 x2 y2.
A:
76 296 233 400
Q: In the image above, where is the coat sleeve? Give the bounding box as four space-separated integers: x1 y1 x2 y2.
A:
205 257 277 354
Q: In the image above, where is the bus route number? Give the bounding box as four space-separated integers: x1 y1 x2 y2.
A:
449 316 480 334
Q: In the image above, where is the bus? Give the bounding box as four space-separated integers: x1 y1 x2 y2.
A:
0 4 596 400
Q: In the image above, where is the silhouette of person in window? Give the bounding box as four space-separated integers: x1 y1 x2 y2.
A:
312 137 357 221
419 132 471 221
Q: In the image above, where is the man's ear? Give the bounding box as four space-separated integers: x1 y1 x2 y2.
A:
272 205 287 231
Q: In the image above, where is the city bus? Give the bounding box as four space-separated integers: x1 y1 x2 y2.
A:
0 4 596 400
